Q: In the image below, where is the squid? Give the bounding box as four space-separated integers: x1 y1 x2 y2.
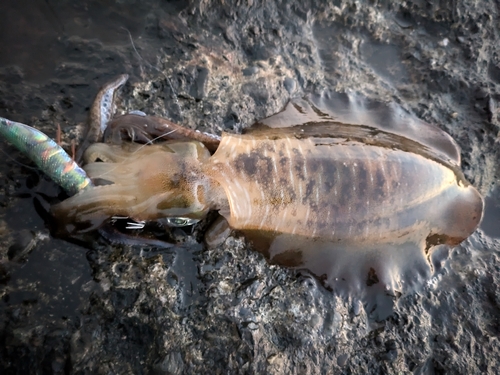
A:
0 75 484 310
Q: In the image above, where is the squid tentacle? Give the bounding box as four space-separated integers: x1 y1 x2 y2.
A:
76 73 129 162
0 117 93 195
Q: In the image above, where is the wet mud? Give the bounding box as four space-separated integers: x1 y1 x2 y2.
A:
0 0 499 374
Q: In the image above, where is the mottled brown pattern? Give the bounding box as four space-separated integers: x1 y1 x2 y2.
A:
208 131 482 248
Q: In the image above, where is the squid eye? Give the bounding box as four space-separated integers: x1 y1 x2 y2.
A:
166 217 199 227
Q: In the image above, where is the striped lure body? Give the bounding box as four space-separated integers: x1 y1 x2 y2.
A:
0 117 92 195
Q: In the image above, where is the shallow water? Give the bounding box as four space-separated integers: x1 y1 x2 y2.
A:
481 188 500 239
0 0 499 373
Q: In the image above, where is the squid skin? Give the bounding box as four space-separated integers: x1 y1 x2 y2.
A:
0 117 92 195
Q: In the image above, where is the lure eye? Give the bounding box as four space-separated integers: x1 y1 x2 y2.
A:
166 217 199 227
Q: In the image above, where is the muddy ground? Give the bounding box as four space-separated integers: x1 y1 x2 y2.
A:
0 0 499 374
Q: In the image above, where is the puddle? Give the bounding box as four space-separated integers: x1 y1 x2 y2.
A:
480 188 500 239
0 0 154 83
1 237 93 319
360 39 407 83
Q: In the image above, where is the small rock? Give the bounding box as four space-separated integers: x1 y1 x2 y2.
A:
242 67 259 76
284 77 296 94
337 353 349 367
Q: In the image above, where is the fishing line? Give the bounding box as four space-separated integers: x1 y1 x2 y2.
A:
0 144 39 171
120 26 183 118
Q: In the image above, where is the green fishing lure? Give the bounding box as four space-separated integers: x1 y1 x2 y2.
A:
0 117 92 195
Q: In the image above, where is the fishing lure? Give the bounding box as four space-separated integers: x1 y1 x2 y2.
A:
0 117 91 195
0 74 129 196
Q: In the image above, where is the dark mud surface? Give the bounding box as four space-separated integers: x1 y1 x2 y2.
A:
0 0 500 374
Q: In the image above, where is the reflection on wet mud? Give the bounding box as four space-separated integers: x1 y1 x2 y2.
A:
481 188 500 239
0 0 154 82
